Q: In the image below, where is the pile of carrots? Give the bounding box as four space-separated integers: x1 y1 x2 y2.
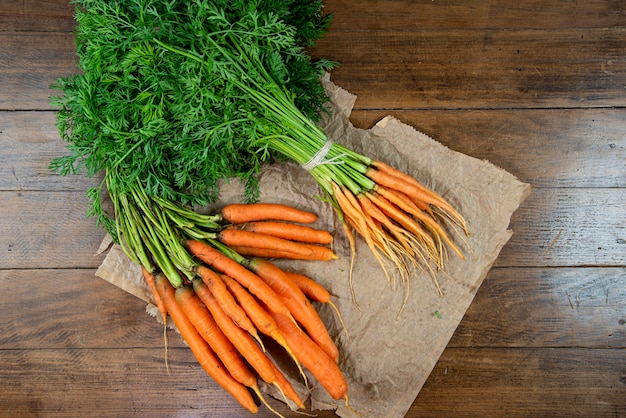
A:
331 160 469 302
140 202 350 415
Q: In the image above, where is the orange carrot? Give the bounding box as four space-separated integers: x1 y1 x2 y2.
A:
270 310 348 401
375 185 465 259
365 166 452 211
185 239 292 319
267 359 305 409
221 203 318 224
153 274 258 414
197 284 277 386
224 245 337 261
286 271 349 339
218 229 337 261
142 267 170 372
194 265 263 348
371 160 447 206
285 271 330 304
246 258 339 363
177 284 291 415
175 285 256 388
228 221 333 245
142 266 167 322
220 273 310 388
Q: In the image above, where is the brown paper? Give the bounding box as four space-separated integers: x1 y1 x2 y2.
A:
96 75 531 417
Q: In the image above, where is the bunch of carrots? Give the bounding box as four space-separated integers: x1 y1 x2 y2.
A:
132 199 349 415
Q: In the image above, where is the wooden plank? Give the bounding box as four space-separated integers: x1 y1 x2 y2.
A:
498 188 626 267
0 191 106 269
1 0 624 33
0 269 171 350
0 111 102 192
410 347 626 417
450 267 626 348
325 0 626 31
350 108 626 188
0 347 311 418
0 32 77 111
3 28 626 111
0 0 75 32
312 28 626 109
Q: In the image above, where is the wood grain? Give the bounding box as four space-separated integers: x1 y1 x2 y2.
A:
324 0 626 31
0 33 77 110
0 111 102 192
312 28 626 110
1 191 106 269
1 0 625 416
450 267 626 348
412 347 626 417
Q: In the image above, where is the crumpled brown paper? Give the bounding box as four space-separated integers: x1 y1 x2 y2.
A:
96 75 531 418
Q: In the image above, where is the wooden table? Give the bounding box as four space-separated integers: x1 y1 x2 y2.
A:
2 1 625 416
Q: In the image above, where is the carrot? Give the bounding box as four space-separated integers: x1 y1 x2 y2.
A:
370 160 447 207
332 182 393 284
365 166 452 212
245 258 340 363
218 229 337 261
153 274 258 414
194 265 264 348
185 239 292 319
228 245 334 261
221 273 310 389
228 221 333 245
142 267 170 373
270 310 348 401
221 203 318 224
286 271 348 339
142 267 167 322
284 271 330 303
178 285 294 416
375 185 465 260
197 284 277 387
267 359 305 409
175 285 256 388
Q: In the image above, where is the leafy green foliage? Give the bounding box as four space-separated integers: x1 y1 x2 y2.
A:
51 0 335 217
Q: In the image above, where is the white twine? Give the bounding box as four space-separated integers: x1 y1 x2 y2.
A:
301 139 346 171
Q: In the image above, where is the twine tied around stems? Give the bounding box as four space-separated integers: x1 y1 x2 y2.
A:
301 139 345 171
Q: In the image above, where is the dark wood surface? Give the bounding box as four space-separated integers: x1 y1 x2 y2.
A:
1 1 625 416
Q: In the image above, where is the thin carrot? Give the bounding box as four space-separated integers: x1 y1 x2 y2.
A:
197 284 277 387
220 273 310 388
221 203 318 224
286 271 348 339
332 182 393 284
365 166 455 214
142 267 170 373
228 221 333 245
153 274 258 414
270 310 348 401
185 239 292 319
228 245 335 261
371 160 448 206
375 185 465 260
217 229 337 261
175 285 289 415
142 266 167 322
175 285 256 388
284 271 330 303
194 265 264 348
267 359 305 409
245 258 340 363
